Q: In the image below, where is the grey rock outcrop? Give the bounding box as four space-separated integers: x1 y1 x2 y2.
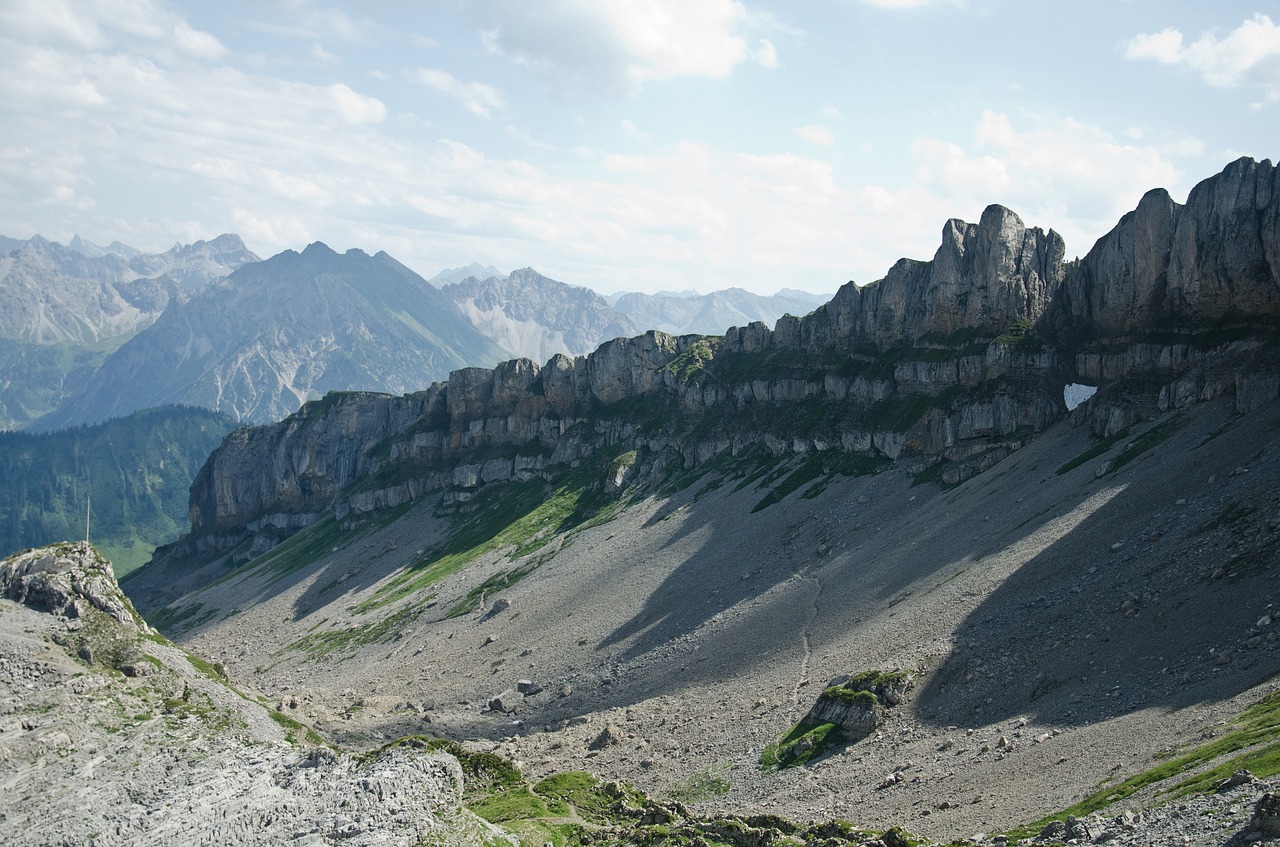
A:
1052 156 1280 339
157 159 1280 574
0 542 150 633
0 544 502 847
757 203 1063 353
805 672 913 741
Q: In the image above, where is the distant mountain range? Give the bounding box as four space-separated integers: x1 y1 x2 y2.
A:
442 267 639 361
437 267 827 361
0 234 259 429
0 234 830 430
609 286 827 336
36 243 509 428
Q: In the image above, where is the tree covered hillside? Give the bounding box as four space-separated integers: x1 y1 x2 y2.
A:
0 406 236 574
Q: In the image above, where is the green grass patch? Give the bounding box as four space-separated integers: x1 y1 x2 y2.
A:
1006 689 1280 842
668 764 732 804
286 599 429 657
248 515 346 581
1196 499 1257 535
268 710 327 746
760 721 842 771
1055 428 1130 475
446 564 536 618
357 464 622 615
1108 416 1183 472
533 771 647 826
185 653 228 682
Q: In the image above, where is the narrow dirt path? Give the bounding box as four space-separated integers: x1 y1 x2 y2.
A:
783 516 828 711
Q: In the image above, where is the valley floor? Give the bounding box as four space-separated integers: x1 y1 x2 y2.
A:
158 395 1280 842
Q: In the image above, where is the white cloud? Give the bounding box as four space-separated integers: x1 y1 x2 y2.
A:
407 67 506 118
794 124 835 146
1123 14 1280 106
173 20 227 60
820 106 841 119
468 0 752 96
327 83 386 124
753 39 779 68
0 0 226 61
247 6 379 44
910 109 1184 255
1122 27 1183 64
857 0 955 8
621 119 651 143
310 43 338 64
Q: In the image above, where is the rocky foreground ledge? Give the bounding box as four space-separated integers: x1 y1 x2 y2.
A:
0 543 499 847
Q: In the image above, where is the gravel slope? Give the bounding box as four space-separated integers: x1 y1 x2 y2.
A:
170 395 1280 843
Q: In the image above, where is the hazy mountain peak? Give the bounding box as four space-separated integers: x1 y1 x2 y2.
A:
301 241 337 257
41 243 505 427
67 234 140 259
430 262 505 286
443 266 637 361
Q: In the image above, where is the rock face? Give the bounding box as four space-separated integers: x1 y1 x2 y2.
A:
0 542 150 632
166 159 1280 562
0 543 498 846
763 204 1063 353
1052 157 1280 339
805 672 913 742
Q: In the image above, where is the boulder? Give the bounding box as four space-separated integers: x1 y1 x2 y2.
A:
487 689 520 715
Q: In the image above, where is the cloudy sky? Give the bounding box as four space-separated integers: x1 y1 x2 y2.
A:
1 1 1276 295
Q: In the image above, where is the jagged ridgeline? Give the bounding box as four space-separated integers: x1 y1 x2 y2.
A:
138 158 1279 591
0 406 236 575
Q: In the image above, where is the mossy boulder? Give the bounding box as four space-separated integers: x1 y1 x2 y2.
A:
806 670 913 741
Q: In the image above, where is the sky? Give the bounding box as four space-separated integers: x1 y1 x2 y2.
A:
0 1 1277 296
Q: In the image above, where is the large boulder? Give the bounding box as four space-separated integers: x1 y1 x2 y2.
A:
0 542 150 633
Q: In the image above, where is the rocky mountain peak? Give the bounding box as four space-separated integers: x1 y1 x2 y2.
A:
301 241 338 257
1051 156 1280 341
0 542 150 634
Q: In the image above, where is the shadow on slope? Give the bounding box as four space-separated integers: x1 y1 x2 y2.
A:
913 398 1280 730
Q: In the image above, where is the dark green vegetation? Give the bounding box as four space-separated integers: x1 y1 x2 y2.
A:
751 451 891 513
268 709 328 747
0 336 117 430
760 720 843 771
0 406 236 574
1005 690 1280 842
1054 415 1183 478
1056 428 1131 476
356 458 627 616
761 672 910 772
369 736 915 847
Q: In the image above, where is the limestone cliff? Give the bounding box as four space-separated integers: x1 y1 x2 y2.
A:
168 159 1280 561
1051 156 1280 339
